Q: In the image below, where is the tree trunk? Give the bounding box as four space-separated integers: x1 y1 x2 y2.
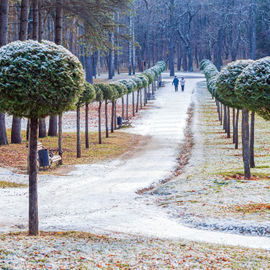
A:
0 0 9 145
85 103 89 148
128 15 132 76
86 53 93 84
144 88 147 105
105 100 109 138
58 113 63 164
19 0 29 41
76 106 81 158
39 118 46 138
235 109 239 149
169 0 175 76
11 117 22 144
132 92 135 116
108 32 114 79
250 111 255 168
26 120 30 141
227 107 230 138
249 0 257 60
132 17 135 75
49 0 63 136
28 117 39 236
242 109 251 179
220 104 223 125
97 50 101 76
98 102 102 144
223 105 227 132
121 97 125 119
217 101 221 122
187 46 193 72
32 0 38 40
140 89 143 109
38 0 43 42
0 0 9 47
111 101 114 133
126 93 129 121
233 108 236 144
136 90 139 113
55 0 63 45
0 113 8 145
114 102 117 129
12 0 29 144
48 116 57 136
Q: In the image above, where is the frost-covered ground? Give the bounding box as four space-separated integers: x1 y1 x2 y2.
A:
1 73 270 254
153 81 270 237
1 232 269 269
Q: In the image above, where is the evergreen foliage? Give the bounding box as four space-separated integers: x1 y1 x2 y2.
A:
235 57 270 120
0 40 85 118
215 60 253 109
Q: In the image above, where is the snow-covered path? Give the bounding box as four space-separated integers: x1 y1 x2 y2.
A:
1 73 270 250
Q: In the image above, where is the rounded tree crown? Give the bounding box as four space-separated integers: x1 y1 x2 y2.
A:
235 57 270 119
110 82 124 100
94 83 114 100
131 76 143 90
0 40 85 118
143 71 154 84
137 74 149 88
78 82 96 107
119 79 136 93
94 85 104 103
216 60 253 109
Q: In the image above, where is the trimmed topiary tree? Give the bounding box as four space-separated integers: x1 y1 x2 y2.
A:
76 82 96 158
235 57 270 175
0 40 85 235
137 74 149 107
109 83 123 132
235 57 270 119
216 60 253 150
117 82 128 119
93 86 104 144
119 79 136 121
94 83 114 138
131 77 142 116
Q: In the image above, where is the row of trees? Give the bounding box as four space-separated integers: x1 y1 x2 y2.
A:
201 57 270 179
0 33 166 236
0 0 132 146
76 61 166 158
0 33 166 234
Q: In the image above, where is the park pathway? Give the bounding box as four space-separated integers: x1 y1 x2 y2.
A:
1 72 270 250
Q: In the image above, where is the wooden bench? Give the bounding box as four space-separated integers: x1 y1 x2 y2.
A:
28 142 62 169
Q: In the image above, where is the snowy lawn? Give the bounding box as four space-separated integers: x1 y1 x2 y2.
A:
1 231 269 269
1 73 269 262
153 81 270 236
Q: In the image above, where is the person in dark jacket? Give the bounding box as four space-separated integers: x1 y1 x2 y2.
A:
172 76 179 92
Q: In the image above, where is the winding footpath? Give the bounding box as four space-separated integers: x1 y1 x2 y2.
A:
0 72 269 251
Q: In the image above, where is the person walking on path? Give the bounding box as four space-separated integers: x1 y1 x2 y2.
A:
172 76 179 92
180 77 186 92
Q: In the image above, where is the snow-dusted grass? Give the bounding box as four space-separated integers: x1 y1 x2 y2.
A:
154 81 270 236
1 74 270 262
1 231 269 269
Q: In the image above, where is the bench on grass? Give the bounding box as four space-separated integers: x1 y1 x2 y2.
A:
28 142 62 169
